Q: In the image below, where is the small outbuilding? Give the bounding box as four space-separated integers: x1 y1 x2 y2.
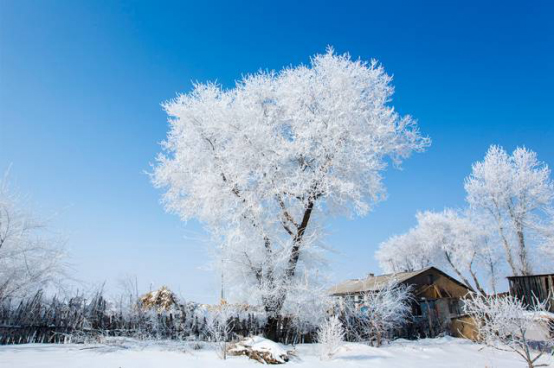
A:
507 273 554 312
329 266 473 338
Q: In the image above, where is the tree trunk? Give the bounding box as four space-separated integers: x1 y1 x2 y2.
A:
264 316 280 342
469 268 487 296
516 227 532 275
493 211 518 275
444 251 476 292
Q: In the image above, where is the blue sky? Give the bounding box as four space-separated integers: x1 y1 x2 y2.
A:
1 0 553 301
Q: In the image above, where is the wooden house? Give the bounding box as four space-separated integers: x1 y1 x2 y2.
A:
328 266 473 338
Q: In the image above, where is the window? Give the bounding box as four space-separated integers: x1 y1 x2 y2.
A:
412 302 422 316
448 298 460 315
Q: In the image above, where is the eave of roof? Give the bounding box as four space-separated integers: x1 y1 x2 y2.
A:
328 267 436 296
507 273 554 279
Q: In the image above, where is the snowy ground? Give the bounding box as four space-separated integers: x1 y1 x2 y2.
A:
0 337 552 368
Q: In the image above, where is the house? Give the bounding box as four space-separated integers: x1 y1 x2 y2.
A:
328 266 473 338
507 273 554 312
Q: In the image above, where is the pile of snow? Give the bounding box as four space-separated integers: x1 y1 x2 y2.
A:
228 336 290 364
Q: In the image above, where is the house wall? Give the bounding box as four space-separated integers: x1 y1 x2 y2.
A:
450 315 479 341
406 269 471 299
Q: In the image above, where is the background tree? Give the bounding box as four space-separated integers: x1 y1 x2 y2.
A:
415 209 491 295
153 49 429 339
376 209 495 294
376 229 436 273
0 171 66 302
465 145 554 276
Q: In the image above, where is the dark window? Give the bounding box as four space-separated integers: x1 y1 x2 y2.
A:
448 298 460 315
427 274 434 285
412 302 422 316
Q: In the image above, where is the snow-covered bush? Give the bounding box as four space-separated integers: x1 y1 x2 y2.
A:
205 304 236 359
317 315 345 360
463 293 552 368
341 281 412 346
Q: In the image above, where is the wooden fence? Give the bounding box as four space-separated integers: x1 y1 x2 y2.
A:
0 291 317 345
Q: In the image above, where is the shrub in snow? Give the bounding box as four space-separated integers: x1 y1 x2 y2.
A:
205 304 236 360
317 315 345 360
463 293 552 368
341 281 411 346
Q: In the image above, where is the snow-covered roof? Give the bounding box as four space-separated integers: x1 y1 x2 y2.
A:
328 267 435 296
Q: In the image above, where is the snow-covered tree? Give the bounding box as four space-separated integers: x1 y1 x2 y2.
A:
465 145 554 276
463 293 552 368
317 315 345 360
375 228 435 273
376 209 495 294
153 49 429 337
0 171 66 302
415 209 491 294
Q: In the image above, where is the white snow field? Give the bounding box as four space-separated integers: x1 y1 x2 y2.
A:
0 336 552 368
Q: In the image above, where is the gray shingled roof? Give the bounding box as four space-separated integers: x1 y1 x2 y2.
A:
328 267 434 296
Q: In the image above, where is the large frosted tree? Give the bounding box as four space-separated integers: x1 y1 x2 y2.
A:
153 49 429 337
465 145 554 276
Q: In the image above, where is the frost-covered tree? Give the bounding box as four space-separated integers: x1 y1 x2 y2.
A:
465 145 554 276
376 210 495 294
415 210 491 295
317 315 345 360
0 171 66 302
153 49 429 337
375 228 436 273
463 293 552 368
538 212 554 260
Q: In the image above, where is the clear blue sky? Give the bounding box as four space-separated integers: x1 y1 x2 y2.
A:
1 0 553 301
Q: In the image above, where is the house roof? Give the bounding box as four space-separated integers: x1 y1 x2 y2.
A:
328 266 469 296
507 273 554 279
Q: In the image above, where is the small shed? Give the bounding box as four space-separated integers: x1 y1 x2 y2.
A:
507 274 554 312
328 266 473 338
